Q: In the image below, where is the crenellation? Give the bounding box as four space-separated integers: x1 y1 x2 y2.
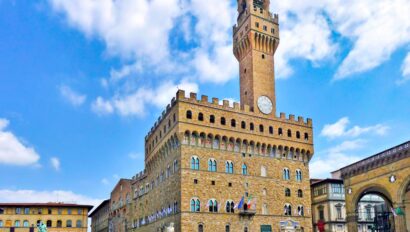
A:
189 92 197 100
289 114 295 122
298 116 304 123
201 95 208 103
222 99 229 107
280 112 286 119
233 102 240 110
212 97 219 105
307 118 312 126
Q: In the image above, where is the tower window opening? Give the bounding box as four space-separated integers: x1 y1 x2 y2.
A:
186 110 192 119
269 126 273 134
221 117 226 125
244 69 247 73
262 54 265 59
231 119 236 127
255 22 259 28
241 121 246 129
210 115 215 123
198 113 204 121
271 28 275 34
259 124 264 133
263 25 267 31
250 123 254 131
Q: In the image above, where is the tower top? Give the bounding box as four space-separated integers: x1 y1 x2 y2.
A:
237 0 271 14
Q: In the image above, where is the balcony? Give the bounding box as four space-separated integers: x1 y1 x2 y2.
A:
239 209 256 216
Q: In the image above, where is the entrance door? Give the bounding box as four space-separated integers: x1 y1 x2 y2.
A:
261 225 272 232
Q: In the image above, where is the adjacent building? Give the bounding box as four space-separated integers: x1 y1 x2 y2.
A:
310 179 385 232
0 203 92 232
89 200 110 232
128 0 314 231
109 179 132 232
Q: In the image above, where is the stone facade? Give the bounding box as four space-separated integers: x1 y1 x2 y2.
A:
0 203 92 232
110 179 132 232
128 1 314 232
333 141 410 232
90 199 110 232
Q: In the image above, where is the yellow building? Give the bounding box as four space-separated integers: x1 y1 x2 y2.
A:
0 203 93 232
128 0 314 232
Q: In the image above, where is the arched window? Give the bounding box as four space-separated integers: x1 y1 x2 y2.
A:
244 227 249 232
173 160 178 172
186 110 192 119
76 220 82 228
269 126 273 134
198 224 204 232
0 220 3 227
287 129 292 137
47 220 52 227
225 161 234 174
259 124 264 132
23 220 29 227
261 166 267 177
283 168 290 180
198 113 204 121
298 189 303 198
190 198 200 212
242 164 248 175
304 133 309 140
297 205 304 216
225 224 230 232
284 204 292 216
226 200 235 213
208 199 218 212
285 188 291 197
66 220 72 228
14 220 20 227
213 137 220 149
57 220 62 228
278 128 283 136
296 131 301 139
241 121 246 129
296 169 302 182
208 159 217 172
221 117 226 125
191 156 199 170
231 119 236 127
210 115 215 123
250 123 254 131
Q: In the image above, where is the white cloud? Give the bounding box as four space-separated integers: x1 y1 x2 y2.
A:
270 0 410 80
101 178 110 185
398 52 410 84
0 118 40 166
92 80 198 117
0 189 101 206
59 85 86 106
310 139 365 178
321 117 389 139
50 157 60 171
91 97 114 115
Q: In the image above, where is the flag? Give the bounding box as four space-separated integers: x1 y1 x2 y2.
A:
237 197 244 209
390 207 397 217
247 195 253 208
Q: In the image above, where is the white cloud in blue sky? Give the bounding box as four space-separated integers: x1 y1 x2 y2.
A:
59 85 87 107
0 118 41 166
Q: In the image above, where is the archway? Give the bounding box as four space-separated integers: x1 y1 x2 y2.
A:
355 190 394 232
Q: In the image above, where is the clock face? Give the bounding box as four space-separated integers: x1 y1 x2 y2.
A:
257 96 273 114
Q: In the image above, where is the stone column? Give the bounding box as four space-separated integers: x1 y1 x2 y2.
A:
393 202 407 232
346 212 358 232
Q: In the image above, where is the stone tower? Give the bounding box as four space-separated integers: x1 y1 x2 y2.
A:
233 0 279 116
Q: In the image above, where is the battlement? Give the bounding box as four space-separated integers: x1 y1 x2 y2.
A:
132 170 147 181
233 5 278 35
145 90 312 140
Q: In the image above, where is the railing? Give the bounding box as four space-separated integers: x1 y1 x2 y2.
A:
238 209 256 216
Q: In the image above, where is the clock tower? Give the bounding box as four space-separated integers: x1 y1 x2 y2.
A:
233 0 279 116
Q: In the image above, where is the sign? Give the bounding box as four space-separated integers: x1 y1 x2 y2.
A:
260 225 272 232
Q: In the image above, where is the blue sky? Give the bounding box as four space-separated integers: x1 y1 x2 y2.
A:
0 0 409 204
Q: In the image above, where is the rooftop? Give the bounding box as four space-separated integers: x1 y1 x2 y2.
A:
0 202 94 211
